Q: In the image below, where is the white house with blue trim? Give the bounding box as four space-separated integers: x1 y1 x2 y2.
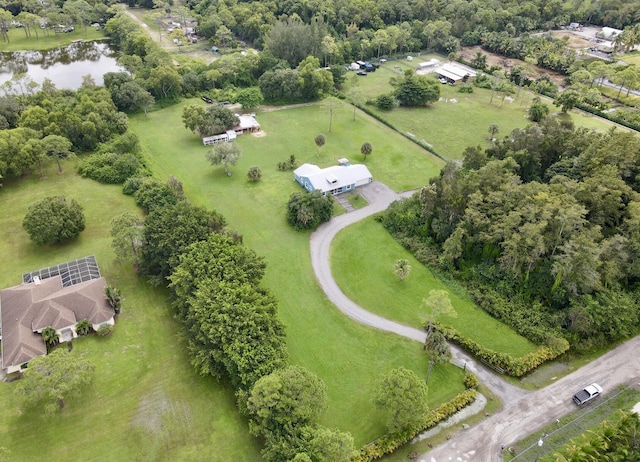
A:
293 163 372 195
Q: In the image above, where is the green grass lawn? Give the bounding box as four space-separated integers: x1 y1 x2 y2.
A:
129 101 465 445
621 51 640 65
0 26 106 52
345 58 627 160
0 163 261 461
331 218 536 357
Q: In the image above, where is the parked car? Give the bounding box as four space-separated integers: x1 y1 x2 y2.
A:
356 71 368 76
439 77 448 84
201 96 213 104
573 383 603 405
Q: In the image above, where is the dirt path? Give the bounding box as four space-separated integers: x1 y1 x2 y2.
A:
309 181 640 461
123 7 216 63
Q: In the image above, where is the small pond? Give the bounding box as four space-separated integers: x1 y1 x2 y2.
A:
0 41 124 90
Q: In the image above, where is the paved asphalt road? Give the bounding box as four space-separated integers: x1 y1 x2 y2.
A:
309 181 640 461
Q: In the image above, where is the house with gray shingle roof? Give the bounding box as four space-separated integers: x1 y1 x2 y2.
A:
0 256 114 373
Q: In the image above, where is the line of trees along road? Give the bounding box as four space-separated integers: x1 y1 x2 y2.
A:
381 116 640 353
105 177 357 461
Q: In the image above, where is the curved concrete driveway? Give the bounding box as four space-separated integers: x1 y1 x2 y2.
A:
309 181 640 461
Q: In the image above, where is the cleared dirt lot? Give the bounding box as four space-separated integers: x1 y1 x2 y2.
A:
459 45 567 87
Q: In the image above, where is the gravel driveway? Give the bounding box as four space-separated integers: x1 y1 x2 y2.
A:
309 181 640 461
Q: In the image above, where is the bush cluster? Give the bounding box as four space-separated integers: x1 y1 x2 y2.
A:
468 287 563 345
436 323 569 377
463 372 479 389
96 325 113 337
286 191 334 230
78 152 146 184
354 390 478 462
277 154 298 171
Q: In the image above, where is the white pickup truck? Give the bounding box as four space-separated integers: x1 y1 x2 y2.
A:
573 383 603 405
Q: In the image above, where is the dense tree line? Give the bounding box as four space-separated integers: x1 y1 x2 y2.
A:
109 175 353 460
171 0 640 64
0 83 128 183
381 116 640 352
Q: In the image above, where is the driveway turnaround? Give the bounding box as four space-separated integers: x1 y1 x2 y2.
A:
309 181 640 461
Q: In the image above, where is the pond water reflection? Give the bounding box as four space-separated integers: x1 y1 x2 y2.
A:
0 41 124 90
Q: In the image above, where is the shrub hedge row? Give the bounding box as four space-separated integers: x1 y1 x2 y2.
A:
353 389 478 462
353 102 448 162
435 323 569 377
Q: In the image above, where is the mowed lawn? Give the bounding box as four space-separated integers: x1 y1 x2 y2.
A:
0 27 106 52
331 218 536 357
346 58 625 160
0 164 261 461
129 102 465 445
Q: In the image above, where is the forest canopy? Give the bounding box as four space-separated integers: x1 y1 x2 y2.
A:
381 119 640 352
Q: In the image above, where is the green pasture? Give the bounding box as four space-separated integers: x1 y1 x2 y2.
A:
621 51 640 65
346 59 625 160
0 26 106 52
0 163 261 461
331 218 536 357
129 101 465 445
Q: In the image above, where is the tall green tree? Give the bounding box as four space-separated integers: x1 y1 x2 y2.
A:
422 289 456 336
374 367 429 431
185 280 288 389
111 213 143 267
314 133 326 156
247 365 327 438
206 142 242 176
298 56 333 100
139 201 226 279
169 233 265 319
23 196 85 245
182 104 237 137
235 87 264 110
392 69 440 106
14 349 95 415
146 66 182 100
286 191 334 230
41 135 74 173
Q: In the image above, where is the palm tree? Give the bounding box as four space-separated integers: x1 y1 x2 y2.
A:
488 124 499 141
75 319 93 336
394 258 411 280
41 327 59 350
105 286 122 316
360 142 373 161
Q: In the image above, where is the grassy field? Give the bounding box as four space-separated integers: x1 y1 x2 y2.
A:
0 26 106 52
129 101 464 446
345 57 625 160
621 51 640 65
331 218 536 357
0 163 261 461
